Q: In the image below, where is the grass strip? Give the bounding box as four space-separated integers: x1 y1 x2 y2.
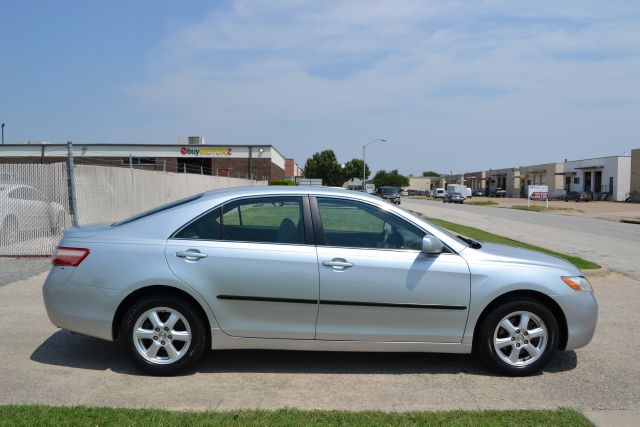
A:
422 216 600 270
465 201 498 206
0 405 591 427
510 205 582 213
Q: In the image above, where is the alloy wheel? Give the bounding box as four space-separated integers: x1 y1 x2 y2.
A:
132 307 192 365
493 311 548 367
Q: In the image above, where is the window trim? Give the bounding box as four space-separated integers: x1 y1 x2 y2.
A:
170 194 314 246
310 195 454 254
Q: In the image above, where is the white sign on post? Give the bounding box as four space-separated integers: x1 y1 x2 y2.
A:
527 185 549 208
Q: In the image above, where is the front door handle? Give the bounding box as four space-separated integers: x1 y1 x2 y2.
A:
322 258 354 270
176 250 208 260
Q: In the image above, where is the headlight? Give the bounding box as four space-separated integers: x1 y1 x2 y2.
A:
561 276 592 292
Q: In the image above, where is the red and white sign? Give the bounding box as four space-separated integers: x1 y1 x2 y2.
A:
527 185 549 207
528 185 548 200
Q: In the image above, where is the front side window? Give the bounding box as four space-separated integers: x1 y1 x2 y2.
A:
316 197 424 250
222 197 305 244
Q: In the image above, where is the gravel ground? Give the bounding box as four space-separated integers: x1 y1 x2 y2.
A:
0 257 50 287
0 268 637 411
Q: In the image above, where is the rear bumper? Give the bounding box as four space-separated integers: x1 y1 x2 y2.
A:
554 291 598 350
42 267 125 341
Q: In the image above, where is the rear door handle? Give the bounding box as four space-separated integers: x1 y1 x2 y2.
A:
176 250 208 260
322 259 354 270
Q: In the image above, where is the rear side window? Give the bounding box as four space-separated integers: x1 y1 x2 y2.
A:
173 196 305 244
112 194 202 226
222 197 304 244
174 208 221 240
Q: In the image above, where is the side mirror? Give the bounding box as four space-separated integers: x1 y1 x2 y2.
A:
422 236 444 254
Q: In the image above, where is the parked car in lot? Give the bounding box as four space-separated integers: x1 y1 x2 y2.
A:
565 191 592 202
400 190 409 196
443 192 465 204
489 189 507 198
472 190 485 197
434 188 445 199
0 184 65 245
376 186 401 205
43 186 597 376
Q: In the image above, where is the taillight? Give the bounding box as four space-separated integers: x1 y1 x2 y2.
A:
52 246 90 266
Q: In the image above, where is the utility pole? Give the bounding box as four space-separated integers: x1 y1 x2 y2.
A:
1 123 4 144
66 141 79 227
362 138 387 192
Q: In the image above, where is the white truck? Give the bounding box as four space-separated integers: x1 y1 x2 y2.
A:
446 184 467 198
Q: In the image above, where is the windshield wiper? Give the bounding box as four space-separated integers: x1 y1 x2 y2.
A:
457 235 482 249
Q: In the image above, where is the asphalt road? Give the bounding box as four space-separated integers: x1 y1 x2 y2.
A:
0 269 638 411
402 199 640 279
0 257 50 287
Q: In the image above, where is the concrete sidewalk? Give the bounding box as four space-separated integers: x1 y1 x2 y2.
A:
583 410 640 427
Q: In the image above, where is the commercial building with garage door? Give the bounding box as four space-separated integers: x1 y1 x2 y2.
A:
561 155 631 202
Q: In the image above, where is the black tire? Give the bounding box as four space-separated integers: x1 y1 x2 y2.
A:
476 298 559 376
49 211 64 235
2 216 18 246
119 294 207 375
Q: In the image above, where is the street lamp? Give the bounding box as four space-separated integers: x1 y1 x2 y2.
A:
1 123 4 144
362 138 387 191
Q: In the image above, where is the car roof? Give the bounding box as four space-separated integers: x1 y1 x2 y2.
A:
196 185 396 207
202 185 353 198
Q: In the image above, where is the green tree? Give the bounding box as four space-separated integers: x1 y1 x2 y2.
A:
342 158 370 181
422 170 440 177
372 169 410 188
303 150 344 186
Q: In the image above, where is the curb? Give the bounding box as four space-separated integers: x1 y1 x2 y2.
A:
620 219 640 225
584 267 610 278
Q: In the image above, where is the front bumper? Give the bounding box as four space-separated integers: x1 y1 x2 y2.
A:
42 267 125 341
554 291 598 350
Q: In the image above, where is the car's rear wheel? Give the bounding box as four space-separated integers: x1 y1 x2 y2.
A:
120 295 206 375
2 216 18 245
477 298 559 376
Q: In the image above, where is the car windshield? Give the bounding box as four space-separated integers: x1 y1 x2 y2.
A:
112 194 203 226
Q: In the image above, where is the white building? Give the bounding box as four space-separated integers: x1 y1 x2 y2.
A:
562 156 631 201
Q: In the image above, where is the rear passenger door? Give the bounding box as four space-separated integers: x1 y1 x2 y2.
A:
165 196 320 339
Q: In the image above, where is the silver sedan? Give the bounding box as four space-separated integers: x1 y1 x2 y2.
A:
43 186 597 376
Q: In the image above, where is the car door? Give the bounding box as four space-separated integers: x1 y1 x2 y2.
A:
313 196 471 343
24 187 50 231
8 187 40 232
165 195 319 339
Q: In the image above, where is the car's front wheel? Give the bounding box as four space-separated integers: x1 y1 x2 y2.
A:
476 298 559 376
120 295 207 375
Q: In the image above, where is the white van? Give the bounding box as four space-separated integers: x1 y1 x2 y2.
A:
435 188 445 198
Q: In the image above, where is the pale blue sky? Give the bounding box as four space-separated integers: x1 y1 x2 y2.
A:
1 1 639 175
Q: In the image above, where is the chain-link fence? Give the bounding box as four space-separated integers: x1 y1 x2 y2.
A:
1 161 267 256
0 163 71 256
